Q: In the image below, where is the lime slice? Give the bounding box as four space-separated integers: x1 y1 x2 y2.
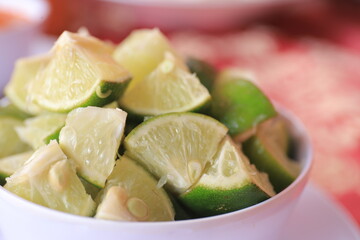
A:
186 57 217 92
180 136 275 217
119 52 211 116
0 98 32 120
59 106 127 188
5 55 50 115
124 112 228 194
113 28 184 89
15 113 67 150
28 31 131 112
0 151 33 185
4 141 96 216
243 118 300 193
0 117 31 158
211 69 277 138
95 156 174 222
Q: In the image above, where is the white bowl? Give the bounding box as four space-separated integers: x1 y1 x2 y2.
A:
0 106 313 240
0 0 48 90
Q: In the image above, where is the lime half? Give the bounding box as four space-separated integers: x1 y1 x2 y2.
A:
59 106 127 188
28 31 131 112
124 112 228 194
180 136 275 217
95 156 174 222
5 141 96 216
119 53 210 116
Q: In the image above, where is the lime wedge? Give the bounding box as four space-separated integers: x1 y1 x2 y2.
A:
0 151 33 185
180 136 275 217
15 113 67 150
211 69 277 138
113 28 184 89
243 118 300 192
119 52 211 116
28 31 131 112
0 98 32 120
4 55 50 115
95 156 174 222
0 117 30 158
186 57 217 92
5 141 96 216
124 112 228 194
59 106 127 188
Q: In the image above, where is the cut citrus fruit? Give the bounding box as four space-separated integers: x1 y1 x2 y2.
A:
5 55 50 115
124 112 228 194
180 136 275 217
59 106 127 188
243 118 300 193
95 156 174 222
0 151 33 185
211 69 277 139
119 52 211 116
113 28 185 89
0 98 31 120
186 57 217 92
15 113 67 150
28 31 131 112
0 117 30 158
4 141 96 216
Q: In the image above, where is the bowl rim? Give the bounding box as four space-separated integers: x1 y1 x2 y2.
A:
0 105 313 228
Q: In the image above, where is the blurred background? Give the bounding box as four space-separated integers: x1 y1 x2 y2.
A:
1 0 360 233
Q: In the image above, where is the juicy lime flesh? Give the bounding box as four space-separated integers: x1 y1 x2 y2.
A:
0 99 31 120
120 53 210 116
5 141 95 216
113 28 182 89
15 113 67 150
4 55 49 115
211 77 277 136
29 32 130 112
243 135 299 193
59 107 127 188
0 151 33 185
180 136 274 217
124 112 228 194
96 156 174 222
0 117 30 158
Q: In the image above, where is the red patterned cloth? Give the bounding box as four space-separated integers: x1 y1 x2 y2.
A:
169 2 360 226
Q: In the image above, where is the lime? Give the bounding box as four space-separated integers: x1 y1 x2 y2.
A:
0 98 31 120
0 151 33 185
211 69 277 139
113 28 185 89
186 57 217 92
0 117 30 158
180 136 275 217
124 112 228 194
5 141 96 216
59 106 127 188
15 113 67 150
119 52 211 116
28 31 131 112
4 55 50 115
243 118 300 192
95 156 174 222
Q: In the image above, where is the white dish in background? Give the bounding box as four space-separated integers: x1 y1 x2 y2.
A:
0 0 48 88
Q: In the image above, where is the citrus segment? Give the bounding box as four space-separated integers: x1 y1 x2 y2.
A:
59 106 127 188
4 141 96 216
124 112 228 194
95 156 174 222
0 151 33 185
